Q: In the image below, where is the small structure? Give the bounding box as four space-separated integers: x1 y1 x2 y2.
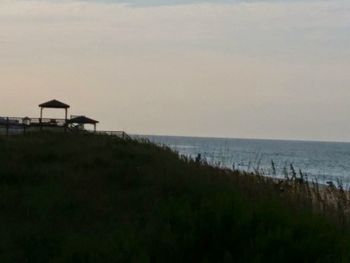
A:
1 99 127 138
67 115 99 132
39 99 70 121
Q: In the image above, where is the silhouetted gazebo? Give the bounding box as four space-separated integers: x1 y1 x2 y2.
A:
67 115 99 132
39 99 70 121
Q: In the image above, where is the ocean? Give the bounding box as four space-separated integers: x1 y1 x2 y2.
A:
143 135 350 185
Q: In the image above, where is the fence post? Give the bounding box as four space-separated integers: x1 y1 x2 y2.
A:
39 118 42 131
6 117 9 136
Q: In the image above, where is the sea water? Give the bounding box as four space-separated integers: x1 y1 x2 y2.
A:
143 135 350 185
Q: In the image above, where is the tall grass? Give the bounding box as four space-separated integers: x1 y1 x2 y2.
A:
0 132 350 262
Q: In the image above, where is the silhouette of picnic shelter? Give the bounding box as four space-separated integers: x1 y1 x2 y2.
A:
67 116 99 132
39 99 70 121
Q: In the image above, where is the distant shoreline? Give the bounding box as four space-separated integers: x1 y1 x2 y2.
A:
138 133 350 144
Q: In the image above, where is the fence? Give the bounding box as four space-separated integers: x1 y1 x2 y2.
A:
0 116 67 135
0 116 129 139
95 131 130 139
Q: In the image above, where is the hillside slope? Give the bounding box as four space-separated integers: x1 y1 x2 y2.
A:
0 133 349 262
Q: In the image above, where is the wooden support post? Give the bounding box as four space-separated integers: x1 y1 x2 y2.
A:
6 117 9 136
64 109 68 133
40 107 43 132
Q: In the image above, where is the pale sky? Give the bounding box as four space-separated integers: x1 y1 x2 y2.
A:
1 0 350 141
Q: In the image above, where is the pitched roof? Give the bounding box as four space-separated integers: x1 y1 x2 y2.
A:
39 99 70 109
67 116 99 124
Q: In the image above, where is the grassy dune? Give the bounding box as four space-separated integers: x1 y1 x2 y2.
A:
0 133 350 262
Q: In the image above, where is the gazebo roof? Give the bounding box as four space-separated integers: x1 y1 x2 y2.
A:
67 116 99 124
39 99 70 109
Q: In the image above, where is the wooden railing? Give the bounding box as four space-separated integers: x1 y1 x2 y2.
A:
0 117 66 127
0 116 129 139
27 117 67 127
95 131 130 139
0 116 67 135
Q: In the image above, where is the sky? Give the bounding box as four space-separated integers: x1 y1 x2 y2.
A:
1 0 350 141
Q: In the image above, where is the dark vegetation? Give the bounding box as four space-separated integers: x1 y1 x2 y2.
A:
0 133 350 262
